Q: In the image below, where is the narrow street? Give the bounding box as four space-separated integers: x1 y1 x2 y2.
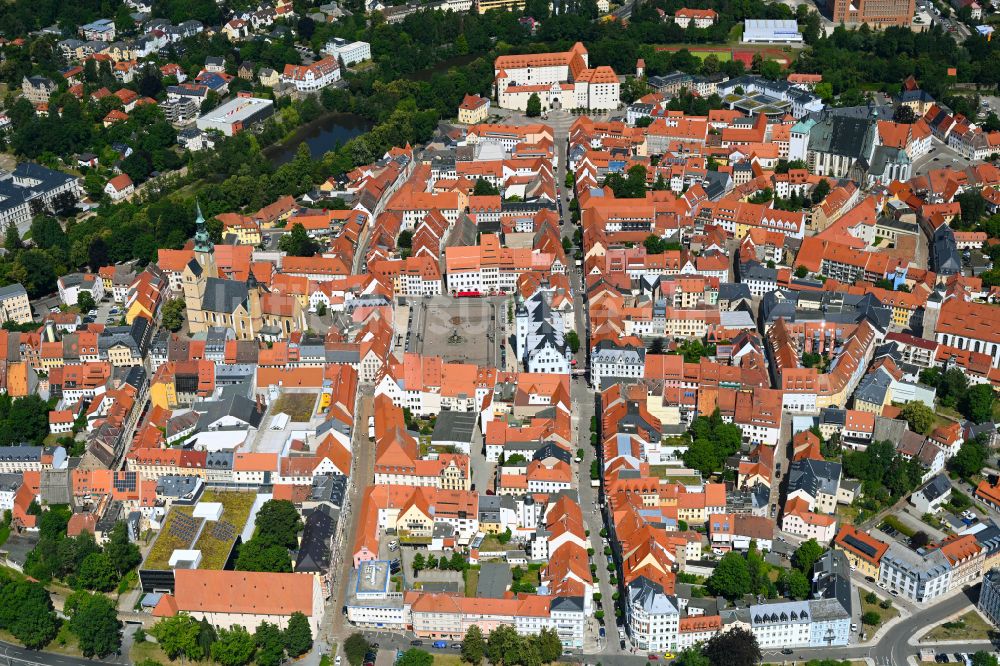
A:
325 394 375 649
549 109 627 655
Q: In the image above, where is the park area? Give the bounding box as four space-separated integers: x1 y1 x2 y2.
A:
920 611 995 642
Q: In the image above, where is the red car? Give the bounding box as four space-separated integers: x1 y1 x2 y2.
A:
647 655 659 661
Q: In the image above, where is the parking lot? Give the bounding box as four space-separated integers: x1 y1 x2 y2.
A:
911 139 973 177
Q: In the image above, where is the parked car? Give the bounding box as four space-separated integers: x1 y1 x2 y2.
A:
433 641 448 649
410 641 424 647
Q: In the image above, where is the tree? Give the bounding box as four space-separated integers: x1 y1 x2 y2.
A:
66 591 121 658
811 179 831 205
674 648 711 666
297 16 316 39
901 401 935 435
397 650 434 666
950 435 990 479
971 652 999 666
76 291 96 314
861 611 881 626
565 330 580 354
255 622 286 666
235 539 293 572
284 611 313 657
152 615 203 661
534 627 562 663
706 552 752 600
211 626 256 666
253 500 304 550
486 625 521 666
462 625 486 664
76 552 116 591
279 223 319 257
792 539 825 574
794 265 809 278
910 531 930 549
961 384 995 423
344 633 370 666
702 626 760 666
0 579 59 649
525 93 542 118
893 105 917 123
412 552 426 576
473 178 500 196
958 190 986 228
781 569 811 600
161 298 186 332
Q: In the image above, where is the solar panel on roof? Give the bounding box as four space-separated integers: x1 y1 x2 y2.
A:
211 521 236 542
843 534 878 558
168 513 200 542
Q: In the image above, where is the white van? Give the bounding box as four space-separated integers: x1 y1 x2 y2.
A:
368 415 375 440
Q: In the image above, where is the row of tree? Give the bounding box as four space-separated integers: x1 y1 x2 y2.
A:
151 612 312 666
24 513 141 591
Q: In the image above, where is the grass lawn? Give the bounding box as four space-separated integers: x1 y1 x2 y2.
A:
921 611 995 642
464 568 479 597
0 523 9 549
132 640 213 665
655 45 732 61
882 515 916 538
272 392 318 422
433 656 463 666
861 591 899 628
836 504 861 525
479 534 507 551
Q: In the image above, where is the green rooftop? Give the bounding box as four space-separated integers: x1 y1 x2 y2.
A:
142 490 258 571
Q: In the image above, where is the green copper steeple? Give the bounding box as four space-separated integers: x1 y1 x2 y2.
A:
193 200 213 254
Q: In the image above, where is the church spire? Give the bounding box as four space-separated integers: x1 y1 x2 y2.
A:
193 200 213 254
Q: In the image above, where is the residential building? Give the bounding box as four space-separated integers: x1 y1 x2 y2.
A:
878 542 951 602
323 38 371 65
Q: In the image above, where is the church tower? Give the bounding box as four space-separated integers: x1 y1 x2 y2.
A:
192 201 218 279
183 201 215 332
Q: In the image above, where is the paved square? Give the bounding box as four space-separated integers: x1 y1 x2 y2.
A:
415 296 501 366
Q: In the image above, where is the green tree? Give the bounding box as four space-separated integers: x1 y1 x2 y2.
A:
901 401 935 434
525 93 542 118
76 290 96 314
255 622 286 666
533 627 562 663
152 615 203 661
279 223 319 257
565 330 580 354
66 591 121 658
971 651 999 666
861 611 881 626
284 611 313 657
950 435 990 479
235 539 293 572
486 625 522 666
413 552 426 576
706 552 752 600
674 648 711 666
702 626 760 666
473 178 500 196
811 179 831 205
253 500 304 549
961 384 995 423
344 633 370 666
211 626 256 666
161 298 186 332
0 579 59 649
792 539 825 574
781 569 811 600
397 649 434 666
794 265 809 278
462 625 486 664
76 552 116 591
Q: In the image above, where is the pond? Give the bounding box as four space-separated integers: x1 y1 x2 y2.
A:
265 112 374 166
